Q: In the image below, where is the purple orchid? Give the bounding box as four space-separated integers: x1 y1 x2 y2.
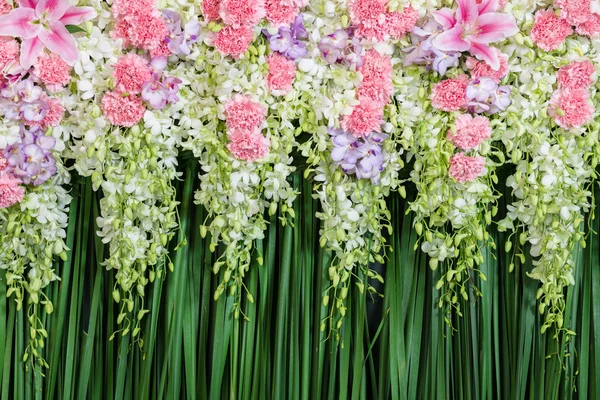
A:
432 0 518 70
318 28 364 67
431 47 460 76
263 15 308 60
466 77 511 114
330 128 387 184
3 125 57 186
0 0 97 68
161 10 200 55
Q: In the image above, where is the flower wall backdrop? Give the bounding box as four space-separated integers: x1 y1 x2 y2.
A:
1 0 600 386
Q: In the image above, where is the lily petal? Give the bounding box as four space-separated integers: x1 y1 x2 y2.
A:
433 26 470 52
470 42 500 70
20 37 45 68
456 0 478 24
60 6 97 25
0 8 40 39
432 8 456 30
36 0 70 21
477 0 498 14
39 21 78 64
476 13 519 43
18 0 38 8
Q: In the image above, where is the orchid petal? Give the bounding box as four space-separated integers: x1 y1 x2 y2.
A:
433 26 470 52
456 0 478 24
36 0 70 21
477 0 498 14
19 37 44 68
432 8 456 30
0 8 40 39
18 0 37 8
59 6 96 25
39 21 78 64
475 13 519 43
470 42 500 70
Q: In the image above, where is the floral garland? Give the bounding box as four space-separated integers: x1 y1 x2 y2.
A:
0 0 95 367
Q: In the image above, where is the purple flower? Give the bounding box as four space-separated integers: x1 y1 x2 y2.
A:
330 128 387 184
161 10 200 55
2 125 58 186
431 48 460 76
489 86 511 114
142 81 168 109
263 16 308 60
290 15 307 40
319 29 363 67
465 77 510 114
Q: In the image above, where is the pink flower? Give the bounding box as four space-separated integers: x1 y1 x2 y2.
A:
33 53 71 90
357 50 393 106
102 91 146 127
0 37 19 72
37 96 64 128
530 10 573 52
447 114 491 150
266 53 296 95
432 0 518 70
227 128 270 161
113 54 152 94
265 0 298 26
112 15 169 52
548 89 594 129
431 75 470 111
557 60 596 89
385 6 419 38
341 99 383 137
0 0 12 15
112 0 155 19
0 172 25 209
449 153 485 183
349 0 386 28
225 94 267 131
0 0 97 68
202 0 222 22
219 0 265 27
575 14 600 37
468 48 508 82
215 25 254 58
555 0 593 26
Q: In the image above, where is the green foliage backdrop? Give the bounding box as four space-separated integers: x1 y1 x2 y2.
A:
1 161 600 399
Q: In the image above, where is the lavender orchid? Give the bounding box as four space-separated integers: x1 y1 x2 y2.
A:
466 77 511 114
162 10 200 55
263 15 308 60
318 28 363 67
330 128 387 184
3 125 57 186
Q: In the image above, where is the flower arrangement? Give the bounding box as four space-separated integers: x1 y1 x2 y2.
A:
1 0 600 366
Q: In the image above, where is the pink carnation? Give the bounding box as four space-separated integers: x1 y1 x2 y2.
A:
266 53 296 95
202 0 222 22
341 99 383 137
468 49 509 82
556 0 593 26
102 91 146 127
225 95 267 130
530 10 573 52
449 153 485 183
0 38 19 72
112 15 168 52
33 54 72 90
0 173 25 209
227 128 271 161
357 50 393 106
215 26 254 58
112 0 156 19
575 14 600 37
0 0 11 15
113 54 152 94
0 156 7 172
431 76 470 112
38 98 65 128
219 0 265 27
557 60 596 89
447 114 491 150
385 6 419 39
548 88 594 129
265 0 298 26
349 0 386 27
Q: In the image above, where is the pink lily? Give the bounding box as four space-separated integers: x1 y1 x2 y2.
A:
432 0 517 70
0 0 96 68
